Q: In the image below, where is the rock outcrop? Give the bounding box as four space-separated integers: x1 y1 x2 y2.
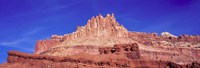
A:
34 14 129 54
34 39 62 54
161 32 177 38
71 13 128 38
1 13 200 68
2 43 200 68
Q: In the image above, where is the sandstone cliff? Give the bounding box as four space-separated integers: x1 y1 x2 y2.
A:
2 43 200 68
1 14 200 68
34 14 130 55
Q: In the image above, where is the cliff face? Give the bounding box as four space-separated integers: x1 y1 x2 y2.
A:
34 14 200 56
3 43 200 68
1 13 200 68
34 14 129 55
34 39 62 54
71 14 128 38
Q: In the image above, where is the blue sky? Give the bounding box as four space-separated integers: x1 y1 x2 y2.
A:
0 0 200 63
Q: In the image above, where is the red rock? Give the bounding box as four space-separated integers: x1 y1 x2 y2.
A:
1 13 200 68
65 13 128 38
34 39 61 54
2 44 200 68
34 14 129 54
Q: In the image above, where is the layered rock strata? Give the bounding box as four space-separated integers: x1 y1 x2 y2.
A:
33 14 200 66
2 43 200 68
34 14 129 54
1 14 200 68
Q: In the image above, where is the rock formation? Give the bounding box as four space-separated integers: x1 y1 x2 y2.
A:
2 43 200 68
34 39 62 54
161 32 177 38
1 13 200 68
34 14 130 55
75 13 128 38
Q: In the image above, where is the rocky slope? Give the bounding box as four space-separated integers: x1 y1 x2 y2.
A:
1 14 200 68
2 43 200 68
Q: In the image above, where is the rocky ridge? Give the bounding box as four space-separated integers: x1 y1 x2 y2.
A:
3 43 200 68
35 14 130 55
1 13 200 68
